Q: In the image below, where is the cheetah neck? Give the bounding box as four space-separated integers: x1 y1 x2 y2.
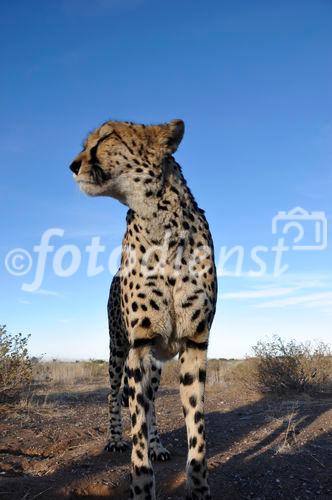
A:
127 158 203 244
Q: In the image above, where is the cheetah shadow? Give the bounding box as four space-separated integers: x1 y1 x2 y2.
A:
3 390 331 499
160 394 332 499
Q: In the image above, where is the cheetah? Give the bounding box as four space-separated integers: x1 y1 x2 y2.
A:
70 119 217 500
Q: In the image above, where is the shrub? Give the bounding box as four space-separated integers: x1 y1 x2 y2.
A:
252 336 331 394
0 325 32 399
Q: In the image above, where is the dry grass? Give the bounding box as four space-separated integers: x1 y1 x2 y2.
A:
32 360 108 386
207 358 241 384
6 338 331 408
30 353 331 395
3 361 110 410
26 358 242 398
161 358 241 387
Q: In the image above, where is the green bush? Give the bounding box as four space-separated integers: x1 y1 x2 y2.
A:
0 325 32 400
252 336 331 394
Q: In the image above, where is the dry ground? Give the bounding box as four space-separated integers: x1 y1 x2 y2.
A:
0 362 331 499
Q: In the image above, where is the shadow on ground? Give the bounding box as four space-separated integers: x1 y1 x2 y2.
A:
0 390 331 499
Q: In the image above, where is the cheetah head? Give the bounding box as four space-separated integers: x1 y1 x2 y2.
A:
69 119 184 208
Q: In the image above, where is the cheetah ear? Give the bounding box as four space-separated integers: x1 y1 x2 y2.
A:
165 119 185 153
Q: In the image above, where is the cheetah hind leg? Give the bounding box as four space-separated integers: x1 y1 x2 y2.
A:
121 357 170 460
148 359 171 462
104 345 129 453
121 359 130 408
104 276 129 453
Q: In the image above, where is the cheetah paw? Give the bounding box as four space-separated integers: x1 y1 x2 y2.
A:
104 440 128 453
149 446 171 461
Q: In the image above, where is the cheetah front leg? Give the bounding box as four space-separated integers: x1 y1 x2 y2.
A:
180 337 211 500
127 341 156 500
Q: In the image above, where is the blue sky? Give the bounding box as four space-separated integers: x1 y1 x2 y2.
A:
0 0 331 359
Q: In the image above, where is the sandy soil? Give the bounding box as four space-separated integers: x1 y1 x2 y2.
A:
0 383 331 499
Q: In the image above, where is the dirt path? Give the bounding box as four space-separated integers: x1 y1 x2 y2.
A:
0 384 331 499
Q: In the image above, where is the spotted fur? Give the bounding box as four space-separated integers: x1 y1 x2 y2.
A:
70 119 217 500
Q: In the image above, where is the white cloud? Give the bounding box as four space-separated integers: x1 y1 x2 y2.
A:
221 274 332 314
32 289 63 297
254 291 332 309
221 287 296 300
